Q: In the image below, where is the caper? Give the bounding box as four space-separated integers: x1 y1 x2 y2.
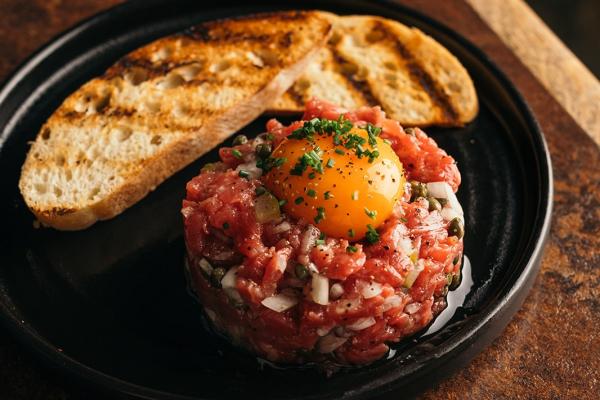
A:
449 271 462 290
405 127 416 136
200 163 216 173
232 134 248 145
452 255 461 265
210 267 226 288
437 197 448 207
295 264 309 280
410 181 428 201
448 217 464 239
255 143 273 159
428 196 442 212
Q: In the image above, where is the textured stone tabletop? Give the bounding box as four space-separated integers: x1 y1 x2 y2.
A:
0 1 598 399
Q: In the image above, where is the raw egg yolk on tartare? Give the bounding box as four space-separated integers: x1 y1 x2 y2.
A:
263 123 405 240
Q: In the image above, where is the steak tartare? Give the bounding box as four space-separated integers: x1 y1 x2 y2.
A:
182 99 464 365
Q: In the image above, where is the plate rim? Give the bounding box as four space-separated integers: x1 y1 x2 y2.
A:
0 1 553 399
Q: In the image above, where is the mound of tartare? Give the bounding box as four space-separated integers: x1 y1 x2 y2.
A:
182 99 464 365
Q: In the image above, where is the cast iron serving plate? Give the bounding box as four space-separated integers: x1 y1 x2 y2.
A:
0 0 552 399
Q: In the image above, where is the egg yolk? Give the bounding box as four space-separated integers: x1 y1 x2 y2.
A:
263 127 405 240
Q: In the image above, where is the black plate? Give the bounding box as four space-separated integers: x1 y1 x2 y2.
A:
0 1 552 399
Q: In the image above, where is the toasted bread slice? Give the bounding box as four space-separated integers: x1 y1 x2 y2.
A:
19 11 332 230
269 14 478 127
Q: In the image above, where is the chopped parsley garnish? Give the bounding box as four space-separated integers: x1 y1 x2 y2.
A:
364 207 377 219
326 158 335 168
278 199 287 207
324 191 333 200
255 186 267 196
365 224 380 244
352 191 359 201
231 149 243 159
315 232 326 246
347 245 358 253
256 156 287 173
348 228 355 238
307 189 317 198
308 172 316 179
222 222 230 229
290 148 323 176
265 133 275 141
238 170 250 179
335 148 345 155
294 196 304 205
288 116 353 142
364 123 382 147
314 207 326 224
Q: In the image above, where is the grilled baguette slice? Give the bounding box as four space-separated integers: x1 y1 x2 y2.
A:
269 14 478 127
19 11 332 230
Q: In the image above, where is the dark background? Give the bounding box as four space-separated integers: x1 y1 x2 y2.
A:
527 0 600 78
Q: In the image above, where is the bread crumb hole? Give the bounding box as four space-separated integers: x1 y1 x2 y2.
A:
115 126 133 142
153 46 173 62
365 29 384 43
384 61 397 71
55 154 65 166
448 82 461 93
41 128 51 140
144 101 160 113
54 186 63 197
125 68 148 86
89 187 101 200
295 78 311 91
65 170 72 181
255 49 278 66
210 59 232 73
158 73 185 90
340 62 358 76
151 135 162 145
176 63 202 81
328 31 342 46
35 183 47 194
173 104 190 118
94 93 111 113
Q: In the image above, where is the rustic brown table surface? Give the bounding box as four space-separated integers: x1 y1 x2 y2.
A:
1 1 599 399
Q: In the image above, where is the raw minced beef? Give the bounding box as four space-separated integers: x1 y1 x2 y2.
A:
182 99 464 365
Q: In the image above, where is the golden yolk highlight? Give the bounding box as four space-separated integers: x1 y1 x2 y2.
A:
263 128 405 240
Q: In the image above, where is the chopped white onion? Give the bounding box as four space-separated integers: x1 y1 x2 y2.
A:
361 281 383 299
311 274 329 305
318 334 348 353
383 295 403 311
221 266 243 303
336 298 361 314
204 308 217 322
397 237 414 256
306 262 319 274
198 258 213 275
346 317 376 331
329 283 344 300
299 225 320 256
261 294 298 312
441 207 462 222
181 206 194 219
274 252 287 273
316 327 332 337
426 181 463 215
405 302 422 314
403 259 425 288
272 221 291 234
